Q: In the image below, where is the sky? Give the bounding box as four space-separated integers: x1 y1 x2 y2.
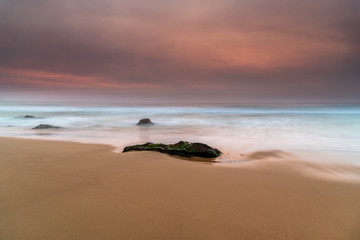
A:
0 0 359 103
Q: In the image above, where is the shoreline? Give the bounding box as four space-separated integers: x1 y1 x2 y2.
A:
1 104 359 162
2 136 360 182
1 137 360 239
3 136 360 181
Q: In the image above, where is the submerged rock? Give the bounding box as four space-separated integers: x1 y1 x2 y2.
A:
123 141 222 159
32 124 62 129
136 118 154 126
16 115 43 119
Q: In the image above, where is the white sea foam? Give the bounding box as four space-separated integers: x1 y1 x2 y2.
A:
1 103 360 166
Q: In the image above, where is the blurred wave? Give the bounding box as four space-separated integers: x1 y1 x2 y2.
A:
0 103 359 166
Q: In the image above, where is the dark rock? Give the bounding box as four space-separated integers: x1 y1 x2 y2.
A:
136 118 154 126
16 115 43 119
123 141 222 159
32 124 62 129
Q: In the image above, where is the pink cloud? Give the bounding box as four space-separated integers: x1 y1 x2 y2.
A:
1 68 163 90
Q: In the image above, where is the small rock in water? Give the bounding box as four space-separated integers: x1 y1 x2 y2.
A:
16 115 42 119
136 118 154 126
32 124 62 129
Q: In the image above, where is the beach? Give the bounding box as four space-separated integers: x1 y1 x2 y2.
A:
2 0 360 238
1 137 360 240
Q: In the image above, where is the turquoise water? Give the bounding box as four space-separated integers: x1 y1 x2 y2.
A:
1 102 359 165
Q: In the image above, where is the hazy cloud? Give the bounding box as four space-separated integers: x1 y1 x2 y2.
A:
0 0 359 102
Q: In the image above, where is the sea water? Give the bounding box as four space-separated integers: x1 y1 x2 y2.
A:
1 102 360 166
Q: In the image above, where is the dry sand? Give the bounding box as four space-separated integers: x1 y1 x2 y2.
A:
1 137 360 240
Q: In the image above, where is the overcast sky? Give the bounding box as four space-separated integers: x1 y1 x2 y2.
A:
0 0 359 103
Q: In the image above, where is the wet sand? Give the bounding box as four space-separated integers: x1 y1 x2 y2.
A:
1 137 360 240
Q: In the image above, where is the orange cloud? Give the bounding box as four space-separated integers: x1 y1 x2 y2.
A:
0 68 163 89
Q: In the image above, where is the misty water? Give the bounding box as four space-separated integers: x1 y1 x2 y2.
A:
1 102 360 172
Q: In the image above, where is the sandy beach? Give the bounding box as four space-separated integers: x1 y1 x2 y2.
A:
1 137 360 240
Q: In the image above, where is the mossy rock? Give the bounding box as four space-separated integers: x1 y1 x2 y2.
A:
123 141 222 159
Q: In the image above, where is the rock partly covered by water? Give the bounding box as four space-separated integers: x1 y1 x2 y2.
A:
32 124 62 129
123 141 222 159
17 115 43 119
136 118 154 126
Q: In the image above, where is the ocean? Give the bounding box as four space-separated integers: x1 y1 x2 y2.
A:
1 102 360 167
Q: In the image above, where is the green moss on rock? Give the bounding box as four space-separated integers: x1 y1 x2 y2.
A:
123 141 222 159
